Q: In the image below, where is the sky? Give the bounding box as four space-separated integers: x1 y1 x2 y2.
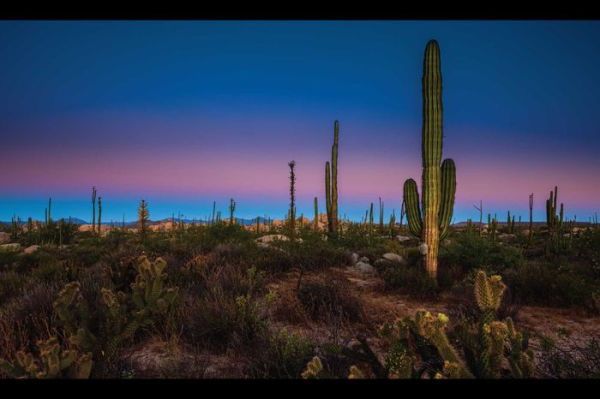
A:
1 20 599 223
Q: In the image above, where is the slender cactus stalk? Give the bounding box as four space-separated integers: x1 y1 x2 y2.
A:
48 197 52 225
313 197 319 231
97 197 102 235
229 198 236 225
138 199 149 238
378 197 384 233
288 160 296 239
91 187 97 233
325 121 339 234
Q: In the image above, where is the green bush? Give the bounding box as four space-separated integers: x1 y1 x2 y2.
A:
249 328 314 378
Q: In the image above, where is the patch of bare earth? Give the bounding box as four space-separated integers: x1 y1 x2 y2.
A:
268 265 600 373
121 337 248 378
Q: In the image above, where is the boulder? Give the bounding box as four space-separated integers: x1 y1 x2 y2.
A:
497 233 516 240
359 256 370 263
256 234 289 244
24 245 40 254
354 261 376 274
0 232 10 244
78 224 93 232
350 252 359 265
418 243 428 256
395 235 412 243
382 252 406 265
0 243 21 252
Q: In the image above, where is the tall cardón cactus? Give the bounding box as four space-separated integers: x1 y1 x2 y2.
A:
325 121 339 233
403 40 456 280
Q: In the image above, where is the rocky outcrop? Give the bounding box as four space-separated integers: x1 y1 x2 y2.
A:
0 232 10 244
0 243 21 252
24 245 40 254
382 252 406 265
395 235 412 243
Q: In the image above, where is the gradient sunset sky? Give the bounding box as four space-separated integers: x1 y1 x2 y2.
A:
1 20 599 223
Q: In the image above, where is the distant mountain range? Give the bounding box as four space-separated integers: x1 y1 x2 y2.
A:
1 218 595 228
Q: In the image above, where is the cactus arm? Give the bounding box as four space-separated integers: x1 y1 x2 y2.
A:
331 120 339 232
325 161 332 232
403 179 423 238
438 158 456 240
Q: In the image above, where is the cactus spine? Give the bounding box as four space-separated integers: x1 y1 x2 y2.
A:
325 121 339 234
403 40 456 280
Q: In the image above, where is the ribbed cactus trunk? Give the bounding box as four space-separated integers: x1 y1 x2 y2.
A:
313 197 318 231
331 121 339 233
422 40 443 279
97 197 102 234
402 40 455 281
325 162 332 232
378 197 384 233
48 197 52 224
91 187 96 233
288 161 296 239
325 121 339 234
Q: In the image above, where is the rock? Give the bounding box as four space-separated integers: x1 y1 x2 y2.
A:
497 233 516 240
355 261 375 274
256 234 290 244
351 252 359 265
0 232 10 244
382 252 406 265
24 245 40 254
0 243 21 252
395 235 412 243
418 243 428 256
78 224 93 232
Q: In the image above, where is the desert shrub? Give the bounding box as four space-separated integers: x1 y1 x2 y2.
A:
296 277 363 324
377 262 439 299
440 233 525 276
537 334 600 378
0 271 29 304
249 328 314 378
0 281 60 362
502 260 599 311
0 249 21 270
180 260 272 351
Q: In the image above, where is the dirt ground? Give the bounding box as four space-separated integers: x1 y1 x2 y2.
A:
124 266 600 378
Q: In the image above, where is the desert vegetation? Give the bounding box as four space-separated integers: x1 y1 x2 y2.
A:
1 39 599 379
